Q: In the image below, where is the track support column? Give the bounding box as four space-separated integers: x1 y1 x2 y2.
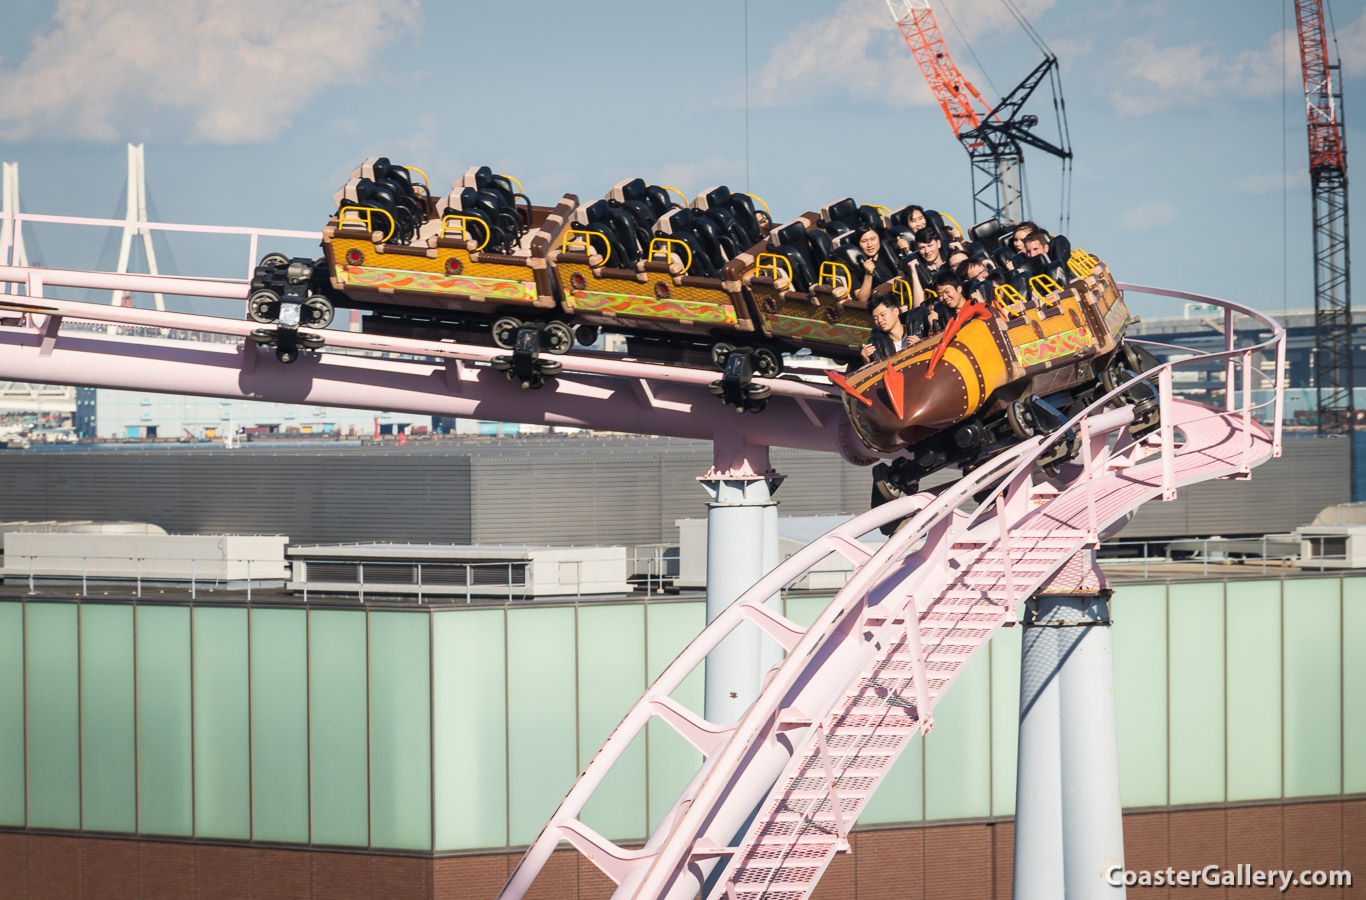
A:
1013 551 1126 899
701 434 784 724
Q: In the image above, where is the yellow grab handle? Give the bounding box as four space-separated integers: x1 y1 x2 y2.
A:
892 277 914 310
743 193 771 220
563 227 610 266
756 252 793 284
441 214 492 251
339 205 396 244
1030 273 1063 303
818 261 853 295
1067 249 1100 278
648 237 692 274
941 213 962 240
501 174 523 194
659 185 689 207
994 283 1026 317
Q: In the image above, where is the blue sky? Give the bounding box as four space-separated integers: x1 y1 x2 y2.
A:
2 0 1365 318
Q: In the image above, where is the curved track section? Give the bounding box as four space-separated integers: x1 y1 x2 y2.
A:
0 260 859 457
499 286 1285 900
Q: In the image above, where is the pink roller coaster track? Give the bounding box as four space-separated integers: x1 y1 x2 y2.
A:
0 211 1285 900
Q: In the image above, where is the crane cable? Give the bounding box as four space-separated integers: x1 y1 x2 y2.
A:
936 0 1003 103
999 0 1052 57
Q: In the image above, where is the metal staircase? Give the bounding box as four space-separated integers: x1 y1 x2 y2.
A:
500 287 1285 900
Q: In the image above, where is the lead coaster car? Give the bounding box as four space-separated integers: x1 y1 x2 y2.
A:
833 262 1157 506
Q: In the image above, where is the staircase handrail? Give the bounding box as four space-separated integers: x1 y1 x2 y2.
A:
502 284 1285 900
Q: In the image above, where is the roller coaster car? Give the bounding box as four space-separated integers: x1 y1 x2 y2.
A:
323 160 580 372
837 259 1155 502
743 213 887 365
549 181 785 407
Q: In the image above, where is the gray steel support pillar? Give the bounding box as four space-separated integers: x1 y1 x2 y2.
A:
701 434 782 725
1013 589 1126 900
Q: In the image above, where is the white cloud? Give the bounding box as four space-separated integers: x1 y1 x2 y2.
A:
1120 199 1174 232
746 0 1056 110
1108 29 1297 117
0 0 420 144
1234 168 1309 195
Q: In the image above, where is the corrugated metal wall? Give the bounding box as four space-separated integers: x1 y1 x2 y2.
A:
0 451 473 544
0 433 1346 546
1116 435 1348 539
468 448 873 546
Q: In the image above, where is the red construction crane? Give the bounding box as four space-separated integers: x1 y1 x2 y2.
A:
886 0 1072 229
1293 0 1353 442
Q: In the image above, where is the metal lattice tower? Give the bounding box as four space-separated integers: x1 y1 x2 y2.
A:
885 0 1072 227
1295 0 1353 436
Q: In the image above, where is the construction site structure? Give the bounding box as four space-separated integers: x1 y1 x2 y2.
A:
1294 0 1353 449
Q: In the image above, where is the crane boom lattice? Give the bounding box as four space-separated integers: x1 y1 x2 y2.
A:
885 0 1071 228
1294 0 1353 438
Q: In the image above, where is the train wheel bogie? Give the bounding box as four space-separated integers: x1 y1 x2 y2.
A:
303 296 334 329
258 253 290 269
248 290 280 324
1007 400 1038 439
492 316 522 350
710 342 735 371
542 321 574 355
752 346 782 377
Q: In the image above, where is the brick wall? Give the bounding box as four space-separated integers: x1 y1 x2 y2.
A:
0 799 1360 899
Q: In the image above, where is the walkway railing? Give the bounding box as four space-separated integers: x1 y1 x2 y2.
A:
498 284 1286 900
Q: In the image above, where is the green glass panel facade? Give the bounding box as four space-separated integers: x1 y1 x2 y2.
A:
577 604 647 841
0 574 1361 854
923 646 992 821
1112 584 1168 807
989 626 1021 817
1226 580 1282 801
26 603 79 829
136 605 192 836
644 601 705 834
1167 582 1225 804
860 737 923 825
309 609 369 846
250 608 309 843
0 603 25 826
369 611 431 851
506 606 577 846
1346 578 1366 793
80 603 135 833
433 609 507 851
1283 578 1341 796
782 594 828 630
192 607 250 839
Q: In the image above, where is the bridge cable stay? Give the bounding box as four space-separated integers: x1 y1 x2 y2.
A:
498 286 1285 900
